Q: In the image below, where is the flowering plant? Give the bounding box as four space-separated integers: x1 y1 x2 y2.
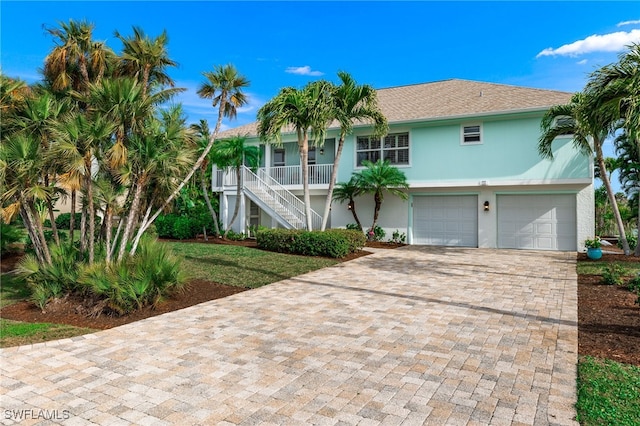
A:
584 237 602 249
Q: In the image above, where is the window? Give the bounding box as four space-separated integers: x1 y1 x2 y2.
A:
273 149 285 166
308 147 316 165
356 132 409 167
461 124 482 145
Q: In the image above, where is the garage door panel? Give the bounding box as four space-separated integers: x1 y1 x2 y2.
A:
413 196 478 247
497 195 576 251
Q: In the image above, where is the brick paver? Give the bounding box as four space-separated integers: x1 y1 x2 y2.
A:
0 247 578 425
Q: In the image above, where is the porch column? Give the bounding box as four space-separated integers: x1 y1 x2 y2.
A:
264 144 271 178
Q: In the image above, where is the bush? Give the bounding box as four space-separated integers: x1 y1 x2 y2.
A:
367 225 385 242
618 233 638 251
77 237 186 315
256 229 365 258
1 222 24 255
154 206 216 239
601 263 627 286
390 230 406 244
24 229 67 255
54 213 80 229
172 216 193 240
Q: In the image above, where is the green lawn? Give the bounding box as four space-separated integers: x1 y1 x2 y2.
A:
169 242 338 288
576 356 640 426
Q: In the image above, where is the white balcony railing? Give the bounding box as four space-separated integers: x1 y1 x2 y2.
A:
213 164 333 190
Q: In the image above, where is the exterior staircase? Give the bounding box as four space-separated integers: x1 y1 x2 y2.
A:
241 166 322 230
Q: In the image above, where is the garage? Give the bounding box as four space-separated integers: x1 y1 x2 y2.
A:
412 195 478 247
497 194 576 251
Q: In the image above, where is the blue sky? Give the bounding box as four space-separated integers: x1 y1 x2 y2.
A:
1 1 639 169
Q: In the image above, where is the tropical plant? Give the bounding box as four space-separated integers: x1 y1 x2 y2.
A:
257 80 334 230
320 71 388 230
538 90 631 255
43 19 114 93
584 237 602 249
114 26 178 98
190 119 221 237
614 129 640 254
356 159 409 232
133 64 250 245
333 176 365 231
210 135 260 236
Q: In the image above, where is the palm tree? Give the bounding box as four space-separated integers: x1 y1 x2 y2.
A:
190 119 221 237
43 19 114 93
0 134 54 265
356 159 409 233
257 80 334 230
332 175 365 231
321 71 388 230
50 111 115 263
614 130 640 254
114 26 178 97
135 64 249 239
210 136 260 237
538 91 631 254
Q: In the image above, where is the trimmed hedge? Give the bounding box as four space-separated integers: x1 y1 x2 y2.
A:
256 228 365 258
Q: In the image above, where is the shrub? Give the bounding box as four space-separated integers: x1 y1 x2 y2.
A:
226 230 247 241
77 237 185 315
390 230 406 244
17 243 80 310
345 223 362 231
256 229 365 258
367 225 385 242
24 230 67 256
172 216 193 240
601 263 627 286
1 222 24 255
154 214 177 238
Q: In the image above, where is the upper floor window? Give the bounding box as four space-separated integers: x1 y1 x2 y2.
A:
461 124 482 145
273 148 285 167
308 147 316 165
356 132 409 167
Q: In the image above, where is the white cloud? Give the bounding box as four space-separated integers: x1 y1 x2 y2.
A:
285 65 324 76
577 59 588 65
618 20 640 27
537 29 640 57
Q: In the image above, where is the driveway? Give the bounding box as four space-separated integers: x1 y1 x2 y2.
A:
1 247 578 425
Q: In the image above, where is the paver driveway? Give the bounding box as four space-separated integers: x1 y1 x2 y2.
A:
1 247 578 425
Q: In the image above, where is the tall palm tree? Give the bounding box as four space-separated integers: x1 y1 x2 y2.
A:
332 175 365 231
356 159 409 233
538 91 631 254
114 26 178 97
190 119 222 237
321 71 388 230
257 80 334 230
210 136 260 237
43 19 114 93
136 64 250 238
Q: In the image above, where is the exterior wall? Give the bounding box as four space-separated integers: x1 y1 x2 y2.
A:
337 114 590 184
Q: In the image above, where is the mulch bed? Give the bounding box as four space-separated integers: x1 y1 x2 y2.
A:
2 242 639 366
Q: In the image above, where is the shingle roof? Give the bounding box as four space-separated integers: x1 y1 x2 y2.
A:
217 79 573 139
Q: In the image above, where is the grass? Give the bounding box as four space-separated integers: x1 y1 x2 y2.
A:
576 259 640 276
0 319 96 348
168 242 339 288
576 356 640 426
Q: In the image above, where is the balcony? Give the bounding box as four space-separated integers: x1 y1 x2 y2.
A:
212 164 333 191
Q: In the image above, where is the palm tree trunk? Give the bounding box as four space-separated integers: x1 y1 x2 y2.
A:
79 202 87 257
27 200 52 265
117 179 144 261
321 133 345 231
69 190 76 247
19 206 46 265
86 174 95 264
224 167 242 237
130 203 153 256
635 210 640 256
299 130 312 230
46 200 60 245
109 218 124 262
104 208 113 265
596 146 630 254
349 199 363 231
370 191 383 234
201 168 221 237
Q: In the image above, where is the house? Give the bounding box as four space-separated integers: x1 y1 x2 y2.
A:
213 79 593 251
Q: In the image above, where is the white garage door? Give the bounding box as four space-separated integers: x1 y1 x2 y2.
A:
413 195 478 247
497 194 576 251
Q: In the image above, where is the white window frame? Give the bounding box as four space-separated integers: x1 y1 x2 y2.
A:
273 148 285 166
356 132 410 168
461 123 483 145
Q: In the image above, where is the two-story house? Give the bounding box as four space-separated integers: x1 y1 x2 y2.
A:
213 79 593 251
